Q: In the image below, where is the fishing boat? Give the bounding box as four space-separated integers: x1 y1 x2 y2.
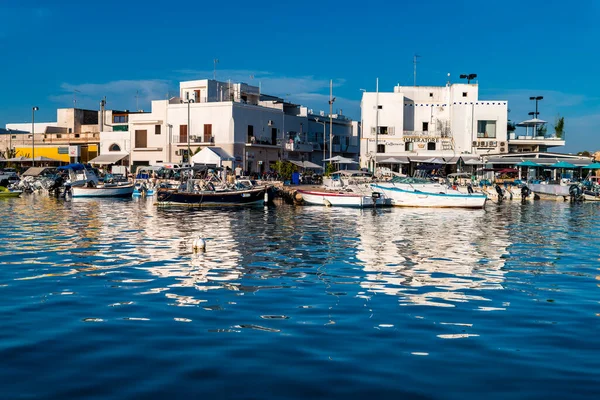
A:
157 185 267 206
0 186 22 198
296 189 389 208
372 177 487 208
71 182 135 198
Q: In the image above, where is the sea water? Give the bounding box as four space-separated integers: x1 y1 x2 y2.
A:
0 195 599 399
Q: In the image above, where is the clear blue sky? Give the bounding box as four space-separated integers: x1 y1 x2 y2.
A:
1 0 598 153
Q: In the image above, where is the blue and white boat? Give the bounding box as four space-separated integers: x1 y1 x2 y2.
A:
372 177 487 209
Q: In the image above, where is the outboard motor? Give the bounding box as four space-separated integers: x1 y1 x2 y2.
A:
495 184 504 202
49 175 64 197
569 184 583 202
467 183 474 194
520 185 531 202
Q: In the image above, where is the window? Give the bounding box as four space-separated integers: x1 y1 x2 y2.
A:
179 125 188 143
109 144 121 152
113 115 128 123
477 120 497 138
271 127 277 145
379 126 388 135
135 130 148 148
204 124 212 142
377 144 385 153
75 134 80 138
155 124 161 135
68 128 72 133
429 92 433 97
56 134 62 139
427 142 436 150
422 122 429 132
462 92 467 97
405 142 414 151
377 105 383 109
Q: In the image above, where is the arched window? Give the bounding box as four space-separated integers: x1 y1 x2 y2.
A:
427 142 436 151
109 143 121 152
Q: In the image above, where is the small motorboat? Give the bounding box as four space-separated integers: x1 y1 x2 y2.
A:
0 186 22 198
296 189 389 208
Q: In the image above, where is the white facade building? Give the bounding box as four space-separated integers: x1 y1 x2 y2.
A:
120 79 358 173
360 83 508 168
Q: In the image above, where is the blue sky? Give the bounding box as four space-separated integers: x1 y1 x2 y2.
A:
1 0 598 152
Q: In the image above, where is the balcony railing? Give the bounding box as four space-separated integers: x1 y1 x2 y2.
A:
284 142 314 152
403 130 449 138
509 133 565 141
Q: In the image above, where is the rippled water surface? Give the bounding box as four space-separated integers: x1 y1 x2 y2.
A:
1 195 599 399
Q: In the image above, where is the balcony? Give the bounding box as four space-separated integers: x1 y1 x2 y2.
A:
175 135 214 144
508 133 565 147
402 130 448 139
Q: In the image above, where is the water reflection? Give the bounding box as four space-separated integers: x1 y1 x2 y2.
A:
354 207 510 307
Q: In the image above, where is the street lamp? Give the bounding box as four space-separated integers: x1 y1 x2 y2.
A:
315 117 327 170
180 99 193 164
529 96 543 135
328 80 336 161
32 106 39 166
459 74 477 83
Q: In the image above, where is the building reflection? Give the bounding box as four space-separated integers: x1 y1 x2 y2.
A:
355 208 511 307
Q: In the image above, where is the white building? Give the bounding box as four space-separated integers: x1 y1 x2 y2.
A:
360 82 509 169
117 79 358 173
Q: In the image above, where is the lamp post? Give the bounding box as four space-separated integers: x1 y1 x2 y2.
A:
182 100 192 164
359 89 366 168
315 118 326 170
529 96 543 136
32 106 39 166
167 124 173 163
328 80 336 162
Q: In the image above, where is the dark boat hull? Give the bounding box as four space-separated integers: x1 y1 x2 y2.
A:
157 187 268 206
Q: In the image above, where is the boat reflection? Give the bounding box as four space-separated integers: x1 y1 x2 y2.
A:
355 207 511 308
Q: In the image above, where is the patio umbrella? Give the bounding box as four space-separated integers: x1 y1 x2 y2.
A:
550 161 576 169
379 157 408 164
322 156 345 162
582 163 600 169
5 156 32 162
421 157 445 164
516 160 541 167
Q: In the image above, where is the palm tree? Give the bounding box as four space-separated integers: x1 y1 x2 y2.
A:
554 116 565 139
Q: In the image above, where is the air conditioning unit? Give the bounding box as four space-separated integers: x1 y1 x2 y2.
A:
472 141 477 146
500 142 506 146
500 147 506 152
268 120 274 126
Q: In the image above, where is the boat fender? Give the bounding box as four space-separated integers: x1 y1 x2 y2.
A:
264 191 269 204
192 237 206 253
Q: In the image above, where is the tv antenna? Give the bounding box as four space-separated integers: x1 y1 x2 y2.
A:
413 54 421 86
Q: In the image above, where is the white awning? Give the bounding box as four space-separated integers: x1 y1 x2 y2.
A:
88 153 129 165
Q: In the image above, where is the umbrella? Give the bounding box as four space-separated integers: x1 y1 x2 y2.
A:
379 157 408 164
582 163 600 170
516 160 541 167
421 157 445 164
550 161 576 169
498 168 518 174
336 158 359 164
5 156 32 162
463 159 484 165
322 156 345 162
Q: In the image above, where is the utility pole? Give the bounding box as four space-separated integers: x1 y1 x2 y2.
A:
413 54 420 86
375 78 379 172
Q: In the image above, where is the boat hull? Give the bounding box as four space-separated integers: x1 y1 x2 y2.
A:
529 183 570 200
157 187 267 206
0 191 22 198
583 190 600 201
297 189 388 208
71 184 135 198
372 184 487 208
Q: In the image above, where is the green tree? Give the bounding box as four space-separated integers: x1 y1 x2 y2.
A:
324 162 336 176
0 147 17 160
274 160 296 181
554 116 565 139
537 124 547 136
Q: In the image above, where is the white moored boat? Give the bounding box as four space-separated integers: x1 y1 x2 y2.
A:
372 178 487 209
297 189 388 208
71 183 135 198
